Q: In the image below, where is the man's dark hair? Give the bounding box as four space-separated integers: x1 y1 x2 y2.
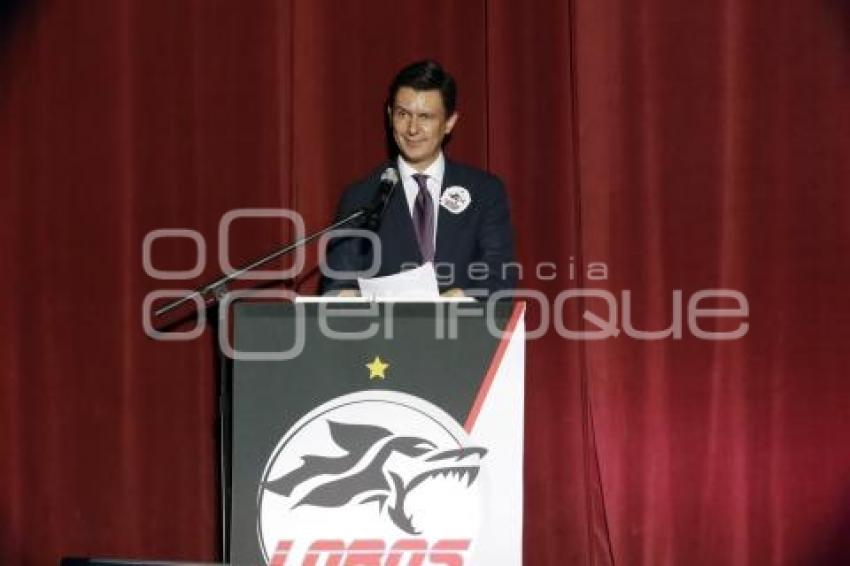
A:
388 60 457 117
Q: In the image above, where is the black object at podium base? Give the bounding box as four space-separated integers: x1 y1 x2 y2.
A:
61 559 226 566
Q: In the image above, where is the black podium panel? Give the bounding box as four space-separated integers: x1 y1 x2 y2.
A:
230 301 518 566
61 560 224 566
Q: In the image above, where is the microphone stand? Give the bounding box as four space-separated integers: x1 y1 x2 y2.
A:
154 208 369 318
153 205 371 562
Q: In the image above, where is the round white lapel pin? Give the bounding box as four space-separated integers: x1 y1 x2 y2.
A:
440 186 471 214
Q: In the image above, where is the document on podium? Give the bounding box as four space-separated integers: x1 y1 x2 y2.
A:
357 262 441 299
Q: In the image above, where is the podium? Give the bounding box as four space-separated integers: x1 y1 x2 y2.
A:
228 300 525 566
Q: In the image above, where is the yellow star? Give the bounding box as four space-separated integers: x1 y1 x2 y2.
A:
366 356 389 380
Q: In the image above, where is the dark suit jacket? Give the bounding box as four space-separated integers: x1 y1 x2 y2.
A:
320 159 517 297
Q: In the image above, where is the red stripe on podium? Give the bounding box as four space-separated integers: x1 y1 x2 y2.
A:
464 302 524 432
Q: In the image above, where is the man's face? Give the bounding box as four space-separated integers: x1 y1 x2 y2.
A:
388 86 458 171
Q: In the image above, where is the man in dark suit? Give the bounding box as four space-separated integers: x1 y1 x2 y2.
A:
320 60 516 298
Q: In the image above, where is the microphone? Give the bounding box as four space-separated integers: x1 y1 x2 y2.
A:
363 167 399 230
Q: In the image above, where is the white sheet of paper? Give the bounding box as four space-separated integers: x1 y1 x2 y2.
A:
357 262 441 300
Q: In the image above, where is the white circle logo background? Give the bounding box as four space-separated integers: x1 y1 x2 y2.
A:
257 390 486 563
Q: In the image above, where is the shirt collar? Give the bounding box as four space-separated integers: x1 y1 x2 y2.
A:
397 152 446 187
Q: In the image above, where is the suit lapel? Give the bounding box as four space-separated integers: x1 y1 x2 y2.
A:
435 160 463 264
380 163 422 264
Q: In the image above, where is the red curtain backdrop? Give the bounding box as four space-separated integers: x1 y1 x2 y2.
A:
1 0 849 564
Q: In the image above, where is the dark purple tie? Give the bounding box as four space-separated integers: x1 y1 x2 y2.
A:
412 173 435 263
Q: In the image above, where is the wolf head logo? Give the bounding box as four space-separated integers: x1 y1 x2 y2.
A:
262 420 487 535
